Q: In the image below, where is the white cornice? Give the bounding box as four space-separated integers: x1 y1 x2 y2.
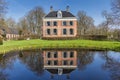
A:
44 66 77 69
43 18 77 21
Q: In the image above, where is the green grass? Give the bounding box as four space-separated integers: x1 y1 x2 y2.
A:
0 39 120 54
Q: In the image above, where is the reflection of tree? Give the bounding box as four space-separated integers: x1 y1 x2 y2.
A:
0 54 7 80
77 50 94 70
0 70 8 80
0 52 17 70
19 50 44 75
0 52 18 80
103 51 120 80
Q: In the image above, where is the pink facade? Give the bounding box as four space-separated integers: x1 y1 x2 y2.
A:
43 19 77 38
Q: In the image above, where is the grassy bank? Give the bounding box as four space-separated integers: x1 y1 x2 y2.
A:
0 39 120 54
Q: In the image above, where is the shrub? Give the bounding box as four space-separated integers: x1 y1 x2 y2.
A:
0 37 3 45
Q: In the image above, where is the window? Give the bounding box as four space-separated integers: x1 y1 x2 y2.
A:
54 52 58 58
70 51 74 57
70 29 74 35
46 21 50 26
47 52 51 58
63 52 67 58
70 21 73 26
47 60 51 65
53 29 57 35
69 60 73 65
54 60 58 65
63 29 67 35
53 21 57 26
47 29 50 35
63 60 67 65
62 21 67 26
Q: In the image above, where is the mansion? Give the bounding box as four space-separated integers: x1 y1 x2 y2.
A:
42 6 77 38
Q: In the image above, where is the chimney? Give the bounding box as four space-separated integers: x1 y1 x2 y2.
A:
66 6 70 12
50 6 53 12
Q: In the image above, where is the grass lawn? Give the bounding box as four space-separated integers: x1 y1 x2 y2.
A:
0 39 120 54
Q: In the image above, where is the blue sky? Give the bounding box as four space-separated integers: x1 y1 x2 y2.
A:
6 0 111 25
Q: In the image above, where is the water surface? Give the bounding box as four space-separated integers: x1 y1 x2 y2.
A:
0 49 120 80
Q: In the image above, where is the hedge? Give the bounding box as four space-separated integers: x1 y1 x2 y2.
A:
42 35 107 40
79 35 107 40
42 37 79 40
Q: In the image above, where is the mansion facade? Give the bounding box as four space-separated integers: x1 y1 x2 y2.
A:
42 6 77 38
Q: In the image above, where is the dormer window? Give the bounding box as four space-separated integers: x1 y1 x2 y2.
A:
57 10 62 18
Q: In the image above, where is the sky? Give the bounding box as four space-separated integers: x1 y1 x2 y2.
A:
6 0 111 26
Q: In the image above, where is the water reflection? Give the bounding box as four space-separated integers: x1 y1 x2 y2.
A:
0 52 18 80
0 54 7 80
19 50 44 75
103 51 120 80
0 49 119 80
77 50 94 70
43 50 77 79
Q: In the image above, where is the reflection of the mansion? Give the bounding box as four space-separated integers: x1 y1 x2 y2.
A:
43 50 77 75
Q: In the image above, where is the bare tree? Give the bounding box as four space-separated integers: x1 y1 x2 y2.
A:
0 0 7 18
0 0 8 37
18 17 29 36
96 10 113 37
26 6 45 36
97 22 109 35
77 11 94 36
6 17 16 28
0 18 9 34
111 0 120 25
17 6 45 38
102 10 113 26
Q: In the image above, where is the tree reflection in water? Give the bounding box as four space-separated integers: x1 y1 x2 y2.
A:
0 54 7 80
77 50 120 80
0 52 18 80
77 50 94 70
0 70 8 80
18 50 44 75
102 51 120 80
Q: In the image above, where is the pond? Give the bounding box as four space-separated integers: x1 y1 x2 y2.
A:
0 49 120 80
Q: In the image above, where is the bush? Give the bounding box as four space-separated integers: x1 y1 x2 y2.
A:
79 35 107 40
0 37 3 45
